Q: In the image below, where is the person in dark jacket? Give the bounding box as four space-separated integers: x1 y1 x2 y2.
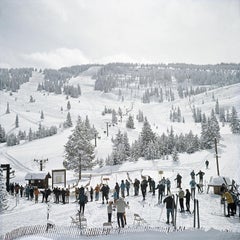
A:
175 173 182 188
184 189 191 212
125 180 130 196
163 194 175 224
141 178 148 201
151 179 156 196
101 184 110 204
133 179 140 196
155 181 165 204
115 182 120 199
79 190 88 215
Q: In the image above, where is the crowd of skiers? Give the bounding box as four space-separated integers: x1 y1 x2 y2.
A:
7 167 239 227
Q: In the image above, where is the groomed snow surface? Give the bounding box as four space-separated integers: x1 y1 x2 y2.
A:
0 70 240 239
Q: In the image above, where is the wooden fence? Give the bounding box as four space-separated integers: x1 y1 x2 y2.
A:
3 225 187 240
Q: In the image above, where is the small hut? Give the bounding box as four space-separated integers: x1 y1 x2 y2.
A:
25 172 51 189
207 176 231 194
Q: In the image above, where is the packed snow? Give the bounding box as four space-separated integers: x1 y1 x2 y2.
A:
0 68 240 239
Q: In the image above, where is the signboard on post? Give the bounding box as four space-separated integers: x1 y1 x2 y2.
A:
52 169 66 188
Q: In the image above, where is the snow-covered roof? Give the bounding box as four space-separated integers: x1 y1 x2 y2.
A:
25 172 49 180
208 176 232 186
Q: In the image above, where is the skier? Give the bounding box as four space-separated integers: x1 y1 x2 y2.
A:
178 188 185 212
120 180 126 198
94 184 100 201
148 176 153 192
78 190 88 215
163 194 175 224
125 179 130 196
115 197 128 228
185 189 191 213
166 178 171 195
223 190 234 217
205 160 209 169
175 173 182 188
155 180 165 204
107 201 114 223
141 178 148 201
190 170 195 180
101 184 110 204
34 187 40 203
151 179 156 196
66 188 70 203
114 182 120 199
189 178 196 199
61 188 66 204
133 178 140 196
196 170 205 185
90 187 93 202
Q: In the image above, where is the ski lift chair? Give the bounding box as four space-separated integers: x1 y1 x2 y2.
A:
133 213 146 225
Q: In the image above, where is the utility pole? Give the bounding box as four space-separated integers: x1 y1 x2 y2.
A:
94 133 97 147
0 164 11 192
34 158 48 171
214 138 220 176
106 122 109 137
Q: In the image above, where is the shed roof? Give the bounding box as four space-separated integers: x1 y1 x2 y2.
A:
208 176 231 186
25 172 49 180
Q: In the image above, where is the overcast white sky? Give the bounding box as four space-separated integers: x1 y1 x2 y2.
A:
0 0 240 69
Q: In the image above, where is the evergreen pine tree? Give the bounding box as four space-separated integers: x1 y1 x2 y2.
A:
64 117 95 180
126 115 134 129
215 99 220 114
0 125 6 143
64 112 73 128
140 118 156 157
15 114 19 128
6 102 10 114
230 106 240 134
67 101 71 111
172 147 179 161
40 110 44 120
112 109 118 124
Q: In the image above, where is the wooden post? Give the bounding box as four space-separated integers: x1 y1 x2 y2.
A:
197 200 200 229
214 138 220 176
193 199 196 228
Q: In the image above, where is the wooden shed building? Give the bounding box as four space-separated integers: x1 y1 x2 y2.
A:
25 172 51 189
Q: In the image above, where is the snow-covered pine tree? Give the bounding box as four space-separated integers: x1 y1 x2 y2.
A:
130 138 141 161
126 115 134 129
64 117 95 180
118 107 123 121
123 132 131 158
28 128 33 141
6 102 10 114
140 118 156 157
111 130 124 164
172 147 179 161
0 168 8 212
136 110 144 122
63 112 73 128
210 110 221 142
215 99 220 114
40 110 44 120
0 125 6 143
15 114 19 128
6 133 19 146
230 106 240 134
112 109 118 124
167 127 175 154
67 101 71 111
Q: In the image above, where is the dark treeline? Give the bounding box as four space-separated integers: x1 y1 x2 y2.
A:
0 68 34 92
